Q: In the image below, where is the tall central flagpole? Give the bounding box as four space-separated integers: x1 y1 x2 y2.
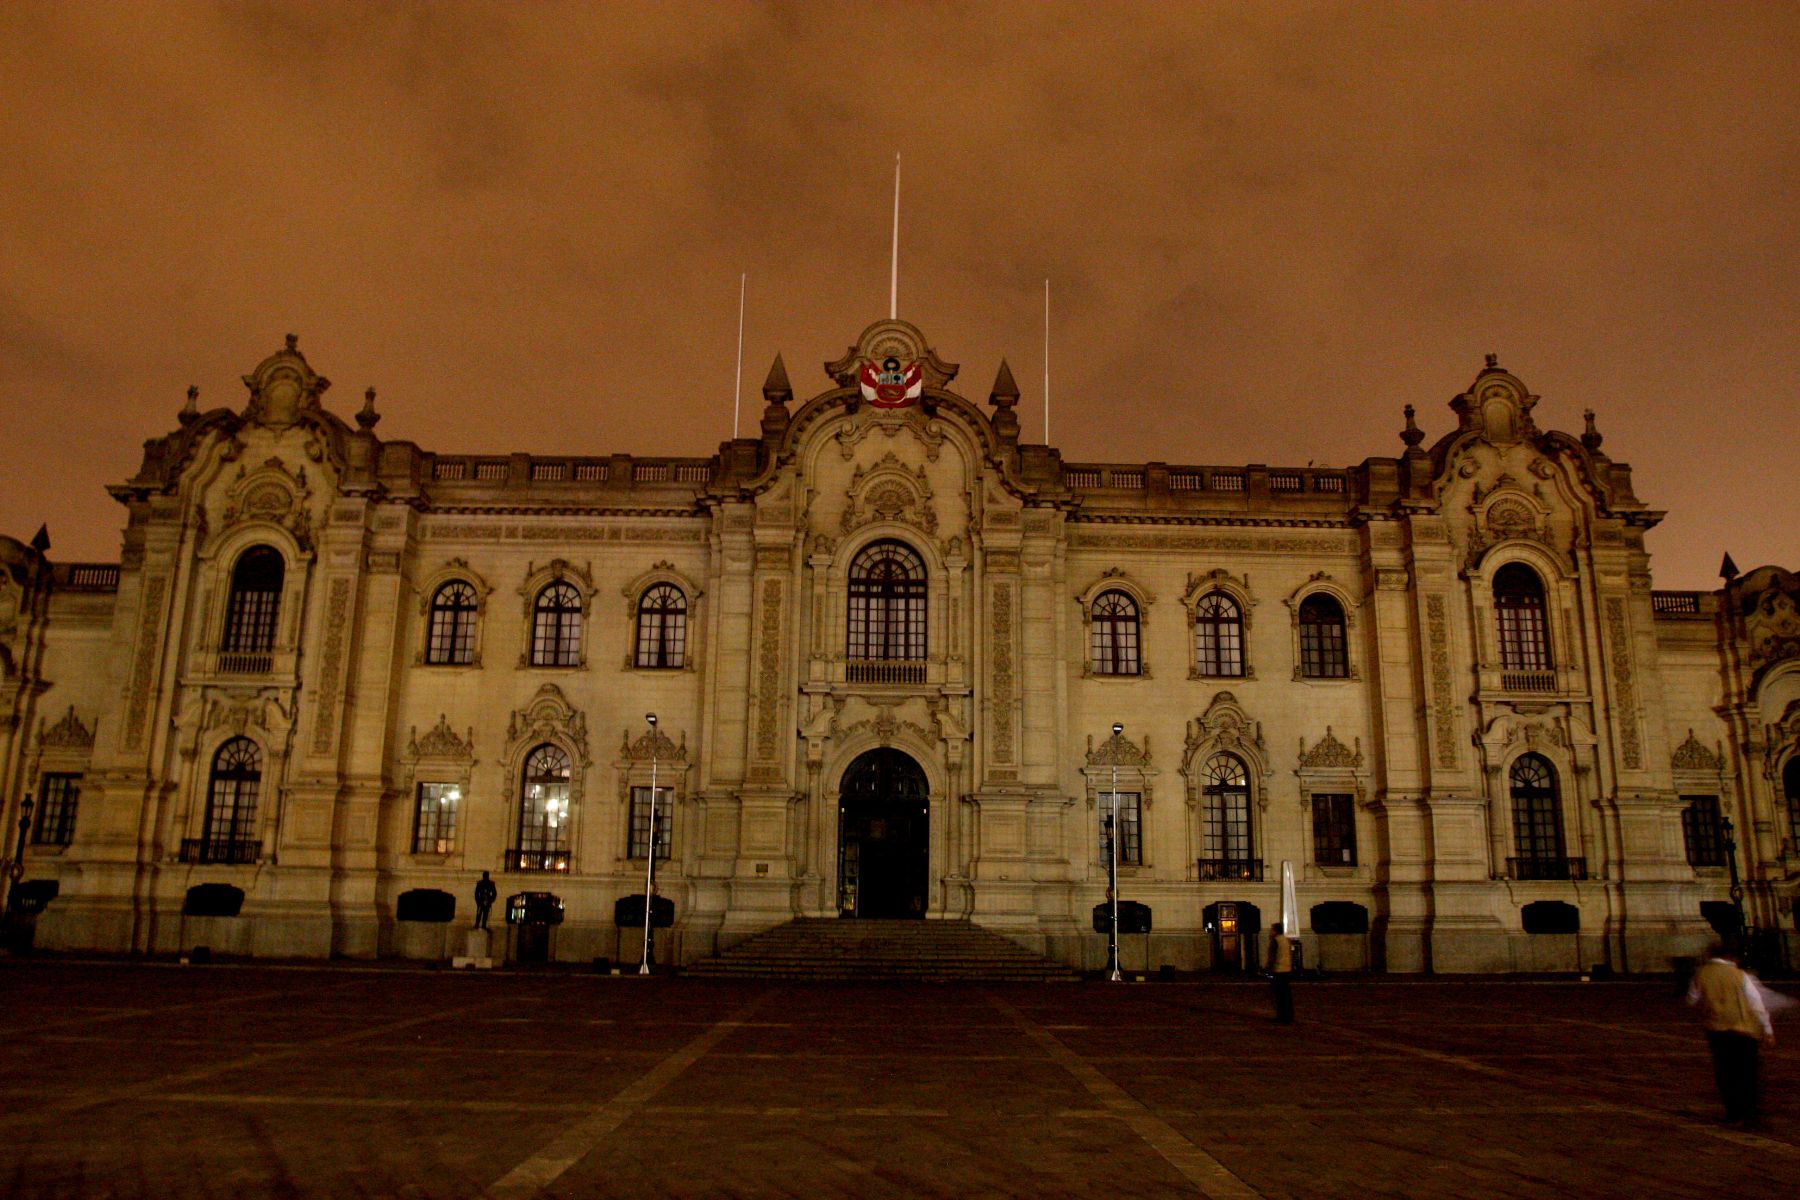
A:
890 153 900 320
1043 279 1051 443
732 274 746 439
639 713 658 975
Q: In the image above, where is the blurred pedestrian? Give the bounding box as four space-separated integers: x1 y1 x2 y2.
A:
1269 928 1295 1024
473 870 497 931
1687 941 1774 1128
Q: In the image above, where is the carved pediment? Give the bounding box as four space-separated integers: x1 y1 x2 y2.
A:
619 725 687 763
840 452 937 535
38 705 94 750
1087 728 1150 768
505 683 590 766
1671 728 1724 773
408 714 474 763
1184 691 1267 771
1298 726 1362 771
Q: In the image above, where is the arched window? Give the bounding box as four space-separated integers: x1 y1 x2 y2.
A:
530 582 583 667
635 584 688 669
513 744 572 871
847 541 926 663
200 737 262 864
1194 593 1244 677
1199 753 1255 879
222 546 284 655
1297 593 1348 678
1494 563 1552 671
1089 590 1141 676
1785 758 1800 853
425 581 478 665
1509 753 1571 878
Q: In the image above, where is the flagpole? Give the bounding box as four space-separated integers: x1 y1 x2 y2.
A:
889 153 900 320
732 273 746 439
1043 279 1050 443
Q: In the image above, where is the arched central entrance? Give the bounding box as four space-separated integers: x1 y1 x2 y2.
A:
837 749 929 919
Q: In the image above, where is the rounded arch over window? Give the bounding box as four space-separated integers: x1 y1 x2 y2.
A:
635 583 688 669
426 580 479 665
200 736 263 864
514 743 574 871
1493 562 1552 671
1509 752 1567 875
531 582 584 667
1297 593 1348 679
1194 592 1245 678
1089 589 1141 676
847 539 926 662
223 545 284 654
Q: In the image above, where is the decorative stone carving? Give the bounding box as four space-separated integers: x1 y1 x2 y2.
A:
504 683 590 767
1298 727 1362 770
1740 567 1800 671
37 705 93 750
1087 728 1150 768
1184 692 1265 766
408 714 474 763
840 452 937 535
311 577 353 755
1604 597 1643 769
755 578 784 761
124 575 169 751
620 725 686 763
990 581 1015 762
1426 594 1458 768
1671 729 1723 773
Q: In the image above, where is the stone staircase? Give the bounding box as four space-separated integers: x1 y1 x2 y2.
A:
683 917 1080 982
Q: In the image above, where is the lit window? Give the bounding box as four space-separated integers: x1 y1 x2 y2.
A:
413 782 461 854
514 745 572 870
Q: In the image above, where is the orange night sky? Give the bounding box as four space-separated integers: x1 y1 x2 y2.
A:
2 2 1796 587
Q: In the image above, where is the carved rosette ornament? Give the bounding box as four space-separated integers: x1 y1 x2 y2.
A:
840 452 937 535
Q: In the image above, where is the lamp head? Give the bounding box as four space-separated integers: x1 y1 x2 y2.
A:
1112 723 1123 736
646 713 657 727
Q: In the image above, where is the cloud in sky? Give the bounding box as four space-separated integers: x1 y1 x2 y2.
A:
1 1 1796 585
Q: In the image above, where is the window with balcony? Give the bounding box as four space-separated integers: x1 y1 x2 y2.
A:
1199 753 1257 878
1297 593 1348 678
847 540 926 683
221 546 283 671
634 584 687 669
1194 592 1244 677
1089 590 1141 676
193 737 261 864
512 744 572 870
530 583 583 667
1509 753 1580 879
1495 563 1553 688
425 581 478 665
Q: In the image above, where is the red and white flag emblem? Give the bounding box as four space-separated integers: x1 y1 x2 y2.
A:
858 356 923 409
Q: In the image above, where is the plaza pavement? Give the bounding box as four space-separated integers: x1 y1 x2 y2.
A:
0 961 1795 1198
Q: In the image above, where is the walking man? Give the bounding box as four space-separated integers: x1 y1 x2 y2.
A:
1687 941 1774 1127
473 870 497 931
1269 927 1296 1025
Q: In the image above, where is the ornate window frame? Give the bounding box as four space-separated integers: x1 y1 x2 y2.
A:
1466 537 1576 695
1294 726 1370 881
612 724 693 865
1670 728 1730 875
1180 691 1273 880
500 684 590 872
191 524 313 680
1183 569 1254 680
519 559 596 670
401 714 476 863
1083 727 1157 871
26 705 94 853
620 561 703 672
1076 570 1156 680
416 559 492 668
1284 573 1359 682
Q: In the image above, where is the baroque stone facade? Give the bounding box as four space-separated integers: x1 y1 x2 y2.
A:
2 323 1796 973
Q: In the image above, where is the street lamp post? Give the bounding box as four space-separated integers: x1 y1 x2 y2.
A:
1722 815 1748 954
1107 722 1122 982
639 713 659 975
4 797 32 925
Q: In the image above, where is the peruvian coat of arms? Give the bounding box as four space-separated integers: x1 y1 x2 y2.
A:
857 355 923 409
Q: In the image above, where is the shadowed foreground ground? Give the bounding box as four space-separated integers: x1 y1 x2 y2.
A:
0 961 1795 1198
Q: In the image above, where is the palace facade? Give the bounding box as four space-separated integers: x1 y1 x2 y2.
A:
3 320 1797 972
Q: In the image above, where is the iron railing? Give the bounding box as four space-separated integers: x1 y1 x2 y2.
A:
847 659 927 685
506 848 571 872
1197 857 1264 881
180 838 261 865
1507 856 1587 881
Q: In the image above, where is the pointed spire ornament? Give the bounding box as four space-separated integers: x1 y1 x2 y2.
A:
1720 552 1740 582
29 524 50 554
179 384 200 425
356 386 381 430
989 358 1020 409
761 353 792 405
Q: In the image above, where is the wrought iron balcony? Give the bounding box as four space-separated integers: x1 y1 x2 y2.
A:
1501 670 1557 693
180 838 261 865
218 651 274 675
1507 856 1587 881
1197 857 1264 881
506 848 571 872
846 658 927 685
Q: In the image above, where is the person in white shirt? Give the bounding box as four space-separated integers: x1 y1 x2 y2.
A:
1686 942 1775 1127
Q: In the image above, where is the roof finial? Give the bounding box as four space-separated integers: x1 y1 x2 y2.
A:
357 386 380 430
761 353 792 405
1581 408 1603 452
1720 552 1740 582
1400 403 1424 450
1484 352 1499 370
29 524 50 554
179 384 200 425
989 358 1020 408
285 333 298 353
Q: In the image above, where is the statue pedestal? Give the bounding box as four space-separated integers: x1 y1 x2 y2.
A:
453 927 494 970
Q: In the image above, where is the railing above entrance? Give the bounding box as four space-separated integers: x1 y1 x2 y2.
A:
1198 858 1264 881
847 658 927 685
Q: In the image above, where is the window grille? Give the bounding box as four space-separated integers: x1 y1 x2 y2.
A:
847 541 926 663
222 546 283 656
425 581 478 665
1098 791 1141 866
413 782 461 854
200 737 261 863
1495 563 1552 671
1201 753 1253 871
1088 590 1141 675
1311 793 1356 866
33 773 80 845
1510 754 1565 867
1681 795 1726 868
634 584 688 668
531 582 583 666
1787 760 1800 855
514 745 571 870
1193 592 1244 677
629 786 674 860
1298 593 1348 678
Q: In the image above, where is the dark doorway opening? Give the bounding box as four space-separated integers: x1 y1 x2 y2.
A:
837 748 929 919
